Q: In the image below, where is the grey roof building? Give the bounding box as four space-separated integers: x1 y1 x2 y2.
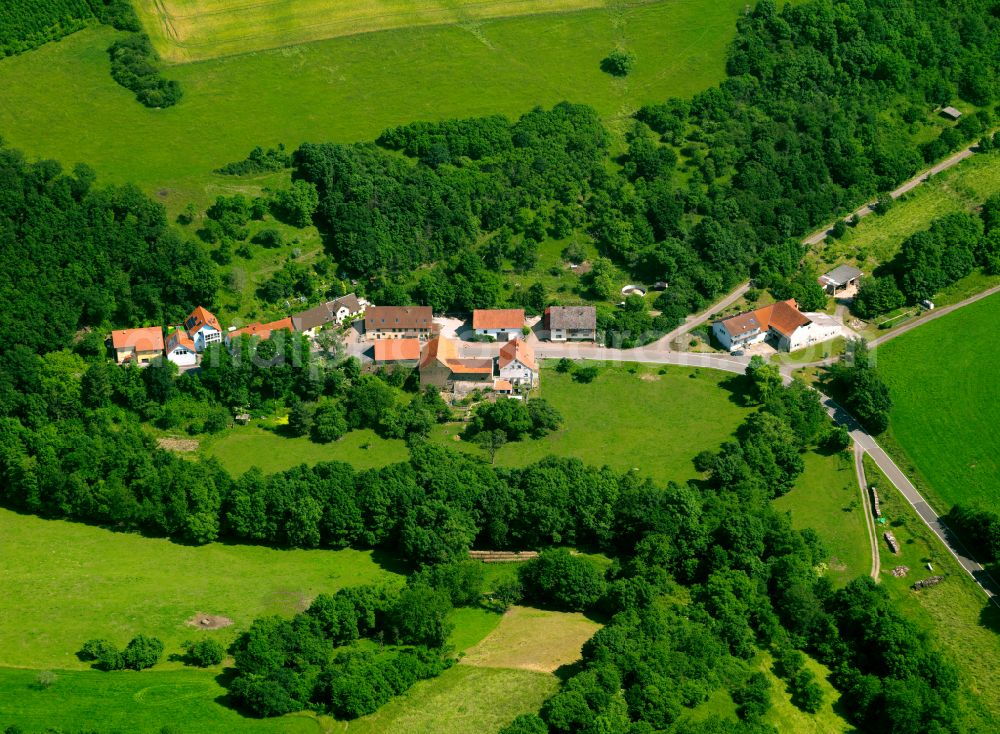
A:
818 264 863 294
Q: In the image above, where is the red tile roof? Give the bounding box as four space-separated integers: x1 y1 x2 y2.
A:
111 326 164 352
374 339 422 362
473 309 525 330
184 306 221 335
420 336 494 374
499 338 537 372
230 318 294 341
165 330 195 353
718 300 810 338
493 379 513 392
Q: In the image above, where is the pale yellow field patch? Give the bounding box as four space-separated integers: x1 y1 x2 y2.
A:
134 0 615 62
459 605 601 673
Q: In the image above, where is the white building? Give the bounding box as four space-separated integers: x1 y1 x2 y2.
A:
713 300 840 353
183 306 223 352
497 338 538 388
165 330 197 367
472 309 525 341
292 294 365 337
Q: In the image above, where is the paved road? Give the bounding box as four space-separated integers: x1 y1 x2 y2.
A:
854 443 880 581
868 283 1000 349
802 145 980 246
822 396 1000 603
655 282 751 346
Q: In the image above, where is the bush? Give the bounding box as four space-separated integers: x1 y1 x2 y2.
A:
107 34 182 108
573 365 599 383
733 672 771 720
788 669 824 713
601 49 636 77
183 638 225 667
123 634 164 670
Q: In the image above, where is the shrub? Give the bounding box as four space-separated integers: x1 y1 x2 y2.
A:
519 549 606 612
123 634 164 670
184 638 225 667
107 34 182 109
573 365 599 383
601 49 636 77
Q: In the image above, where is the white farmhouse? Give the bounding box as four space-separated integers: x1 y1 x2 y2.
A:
472 309 525 341
713 299 840 353
497 338 538 389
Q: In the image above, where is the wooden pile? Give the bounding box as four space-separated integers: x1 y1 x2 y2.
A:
883 531 900 554
892 566 909 577
912 575 944 591
869 486 882 519
468 550 539 564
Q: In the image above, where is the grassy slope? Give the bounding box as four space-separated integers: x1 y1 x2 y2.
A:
0 508 401 669
204 426 409 476
134 0 607 62
874 292 1000 510
432 362 751 485
863 457 1000 727
773 450 870 586
0 2 745 216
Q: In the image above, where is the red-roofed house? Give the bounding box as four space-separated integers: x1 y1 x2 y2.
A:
712 300 840 352
419 336 494 388
184 306 223 352
110 326 164 366
473 309 525 341
498 338 538 388
373 338 422 365
165 330 197 367
226 318 295 345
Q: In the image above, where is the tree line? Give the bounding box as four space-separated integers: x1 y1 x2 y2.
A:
0 0 138 58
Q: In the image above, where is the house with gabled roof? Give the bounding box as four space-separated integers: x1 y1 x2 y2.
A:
543 306 597 342
713 299 840 353
419 335 494 388
497 338 538 388
292 294 365 336
365 306 434 340
184 306 223 352
473 309 525 341
165 329 197 367
110 326 164 366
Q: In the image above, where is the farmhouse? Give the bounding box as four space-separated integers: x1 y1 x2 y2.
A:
544 306 597 342
713 300 841 353
292 294 365 336
473 309 525 341
184 306 223 352
227 318 295 345
365 306 434 340
110 326 164 366
819 264 863 295
419 335 493 388
373 338 422 366
498 338 538 388
165 330 197 367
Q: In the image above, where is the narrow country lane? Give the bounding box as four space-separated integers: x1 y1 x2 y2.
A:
854 443 881 581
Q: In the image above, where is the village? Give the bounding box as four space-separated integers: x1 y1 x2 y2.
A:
107 263 864 399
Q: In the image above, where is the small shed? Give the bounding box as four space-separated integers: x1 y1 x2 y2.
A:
234 413 251 425
941 106 962 121
818 264 863 295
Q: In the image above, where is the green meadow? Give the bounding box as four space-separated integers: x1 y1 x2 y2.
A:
0 508 401 670
432 362 752 485
774 450 871 586
874 291 1000 511
0 1 747 216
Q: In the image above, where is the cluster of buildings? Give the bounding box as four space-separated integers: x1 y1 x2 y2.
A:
109 294 365 367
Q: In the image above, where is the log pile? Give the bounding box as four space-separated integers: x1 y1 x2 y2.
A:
468 550 539 563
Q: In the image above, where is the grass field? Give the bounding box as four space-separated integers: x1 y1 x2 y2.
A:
0 508 400 669
204 425 409 476
0 667 325 734
811 152 1000 272
0 2 746 216
773 450 871 586
873 292 1000 511
135 0 608 62
432 362 751 485
863 457 1000 726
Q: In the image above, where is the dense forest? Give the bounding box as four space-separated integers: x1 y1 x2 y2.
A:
289 0 999 323
0 0 138 57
